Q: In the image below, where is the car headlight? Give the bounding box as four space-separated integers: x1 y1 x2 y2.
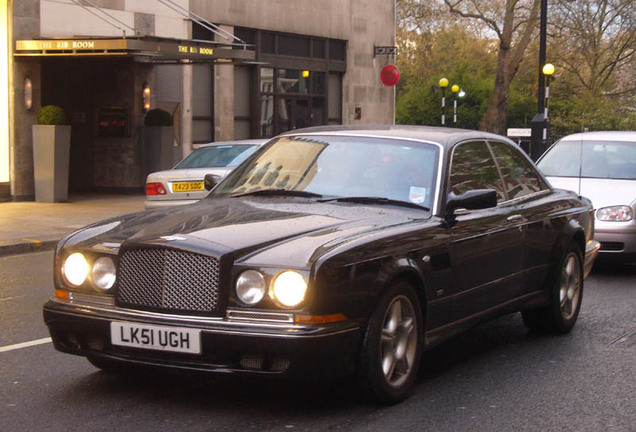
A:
271 271 307 308
92 257 116 290
62 252 90 286
236 270 267 305
596 206 633 222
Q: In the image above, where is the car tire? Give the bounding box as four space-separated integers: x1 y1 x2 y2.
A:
358 280 423 404
522 243 584 334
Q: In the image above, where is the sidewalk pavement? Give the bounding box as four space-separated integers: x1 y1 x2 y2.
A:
0 194 146 257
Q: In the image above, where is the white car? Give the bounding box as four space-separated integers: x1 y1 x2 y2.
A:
145 139 268 208
537 131 636 263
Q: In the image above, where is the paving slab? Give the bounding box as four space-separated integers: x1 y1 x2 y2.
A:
0 194 145 256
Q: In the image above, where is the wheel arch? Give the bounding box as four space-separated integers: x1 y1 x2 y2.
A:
377 258 429 323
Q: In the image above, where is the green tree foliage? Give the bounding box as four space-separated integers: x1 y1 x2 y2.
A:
548 0 636 135
395 23 497 129
396 0 635 134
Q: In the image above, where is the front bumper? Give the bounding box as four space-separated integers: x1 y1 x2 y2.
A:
595 226 636 264
43 298 362 379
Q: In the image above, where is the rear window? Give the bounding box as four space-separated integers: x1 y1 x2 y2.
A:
175 145 258 169
538 140 636 180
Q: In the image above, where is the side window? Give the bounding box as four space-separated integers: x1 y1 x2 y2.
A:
450 141 505 202
489 141 545 199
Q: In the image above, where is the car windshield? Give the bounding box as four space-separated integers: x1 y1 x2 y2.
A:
211 135 440 209
538 140 636 180
174 144 259 169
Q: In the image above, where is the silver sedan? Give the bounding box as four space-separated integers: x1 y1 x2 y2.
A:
537 131 636 263
145 139 268 208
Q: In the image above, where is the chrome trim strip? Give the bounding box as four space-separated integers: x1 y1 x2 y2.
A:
226 308 294 323
69 292 115 307
46 298 360 338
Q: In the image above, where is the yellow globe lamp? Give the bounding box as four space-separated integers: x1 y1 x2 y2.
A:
542 63 555 76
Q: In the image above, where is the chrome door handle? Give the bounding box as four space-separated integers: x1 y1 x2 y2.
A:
507 214 523 222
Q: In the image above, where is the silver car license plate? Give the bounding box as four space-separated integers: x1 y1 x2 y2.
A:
110 322 201 354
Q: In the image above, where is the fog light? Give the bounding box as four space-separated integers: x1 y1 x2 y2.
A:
63 252 89 286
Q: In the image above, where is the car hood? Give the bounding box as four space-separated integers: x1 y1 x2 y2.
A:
546 177 636 208
62 197 432 268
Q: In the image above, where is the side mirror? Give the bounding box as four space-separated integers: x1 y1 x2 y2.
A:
445 189 497 215
204 174 221 191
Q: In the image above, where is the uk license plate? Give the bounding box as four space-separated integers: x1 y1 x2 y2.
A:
110 322 201 354
172 181 204 192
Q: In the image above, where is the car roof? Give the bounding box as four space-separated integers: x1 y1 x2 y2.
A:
279 125 516 149
557 131 636 142
195 139 269 149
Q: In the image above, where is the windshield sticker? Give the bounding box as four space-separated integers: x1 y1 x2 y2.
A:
409 186 427 204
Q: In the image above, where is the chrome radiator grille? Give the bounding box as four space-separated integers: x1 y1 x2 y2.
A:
116 248 221 313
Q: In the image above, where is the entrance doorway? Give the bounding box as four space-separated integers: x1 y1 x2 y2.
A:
279 97 311 132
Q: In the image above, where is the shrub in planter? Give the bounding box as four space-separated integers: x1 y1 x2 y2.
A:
144 108 173 127
37 105 67 125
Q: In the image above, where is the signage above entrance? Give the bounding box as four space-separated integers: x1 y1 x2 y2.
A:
14 36 255 63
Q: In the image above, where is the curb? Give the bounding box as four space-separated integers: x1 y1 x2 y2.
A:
0 239 59 257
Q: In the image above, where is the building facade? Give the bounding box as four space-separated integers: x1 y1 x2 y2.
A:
2 0 397 200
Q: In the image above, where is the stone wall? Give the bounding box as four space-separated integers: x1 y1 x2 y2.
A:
190 0 397 127
10 0 40 199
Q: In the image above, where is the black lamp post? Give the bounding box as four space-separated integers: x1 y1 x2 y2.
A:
530 0 549 160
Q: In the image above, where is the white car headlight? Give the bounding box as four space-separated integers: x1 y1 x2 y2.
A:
62 252 89 286
92 257 116 290
236 270 266 305
596 206 633 222
271 271 307 308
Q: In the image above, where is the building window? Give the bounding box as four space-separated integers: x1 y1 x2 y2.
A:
329 40 346 61
278 34 310 57
258 67 334 138
230 28 346 139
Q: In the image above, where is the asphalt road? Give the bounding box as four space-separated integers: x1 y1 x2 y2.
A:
1 251 634 432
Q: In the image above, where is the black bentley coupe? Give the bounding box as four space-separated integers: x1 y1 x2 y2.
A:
43 126 600 403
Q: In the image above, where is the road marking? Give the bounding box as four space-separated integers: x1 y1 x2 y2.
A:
0 295 27 302
0 337 52 353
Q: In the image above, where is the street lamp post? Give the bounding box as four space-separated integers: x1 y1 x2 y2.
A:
451 84 459 125
542 63 554 142
439 78 449 126
530 0 549 160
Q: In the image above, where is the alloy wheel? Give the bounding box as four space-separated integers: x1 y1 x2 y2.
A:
560 252 582 321
380 295 418 388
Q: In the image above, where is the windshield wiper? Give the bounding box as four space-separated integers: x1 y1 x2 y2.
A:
319 196 429 211
231 189 323 198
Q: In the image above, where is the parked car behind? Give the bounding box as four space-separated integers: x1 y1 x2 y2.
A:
44 126 599 404
145 139 268 208
537 131 636 263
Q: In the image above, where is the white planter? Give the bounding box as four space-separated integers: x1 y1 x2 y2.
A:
32 125 71 202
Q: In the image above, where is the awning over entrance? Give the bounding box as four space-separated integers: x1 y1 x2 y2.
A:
14 36 255 63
